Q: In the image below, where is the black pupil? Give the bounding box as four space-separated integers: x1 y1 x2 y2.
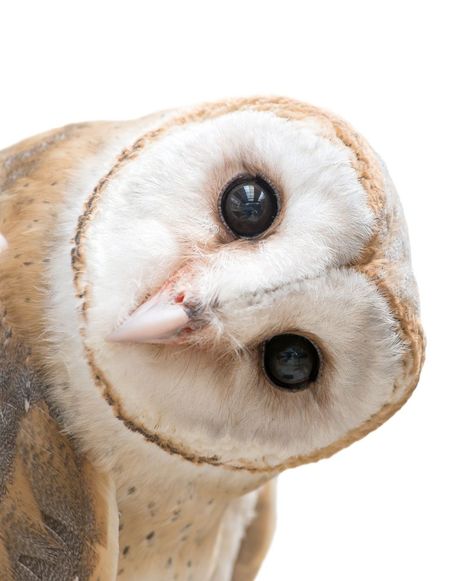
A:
263 334 320 391
220 176 279 237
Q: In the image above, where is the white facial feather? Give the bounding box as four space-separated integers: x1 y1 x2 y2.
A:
45 108 405 472
0 97 424 581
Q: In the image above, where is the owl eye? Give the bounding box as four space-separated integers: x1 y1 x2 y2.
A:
263 334 321 391
219 176 279 238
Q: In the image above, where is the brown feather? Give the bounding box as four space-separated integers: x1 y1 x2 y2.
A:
0 97 425 579
0 306 118 580
0 120 120 355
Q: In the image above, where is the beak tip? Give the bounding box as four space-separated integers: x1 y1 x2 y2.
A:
107 302 191 345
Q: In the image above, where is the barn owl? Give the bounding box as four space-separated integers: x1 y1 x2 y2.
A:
0 97 424 581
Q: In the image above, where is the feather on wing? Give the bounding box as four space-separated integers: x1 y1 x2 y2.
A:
0 307 118 581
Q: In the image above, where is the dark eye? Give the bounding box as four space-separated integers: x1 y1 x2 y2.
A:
219 176 279 238
263 334 321 391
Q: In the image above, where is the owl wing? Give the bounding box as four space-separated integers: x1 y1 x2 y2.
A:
0 307 119 581
232 480 277 581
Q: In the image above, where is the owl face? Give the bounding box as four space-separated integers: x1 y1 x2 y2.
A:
46 101 419 473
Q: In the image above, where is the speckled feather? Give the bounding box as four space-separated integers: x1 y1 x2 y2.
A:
0 112 275 580
0 305 118 580
0 123 122 580
0 97 424 580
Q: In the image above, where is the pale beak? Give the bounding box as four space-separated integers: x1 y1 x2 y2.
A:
107 292 191 344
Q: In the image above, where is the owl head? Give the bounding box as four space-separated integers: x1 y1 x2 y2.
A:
4 97 422 480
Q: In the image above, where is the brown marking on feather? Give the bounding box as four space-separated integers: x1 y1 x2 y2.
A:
0 306 118 579
0 543 13 581
0 120 118 353
0 97 424 474
68 97 423 473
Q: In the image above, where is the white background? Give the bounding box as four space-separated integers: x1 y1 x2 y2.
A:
1 1 472 579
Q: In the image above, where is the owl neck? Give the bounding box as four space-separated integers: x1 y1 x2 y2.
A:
112 448 269 580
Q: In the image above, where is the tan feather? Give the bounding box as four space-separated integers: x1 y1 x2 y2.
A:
0 120 121 353
0 305 118 580
0 97 424 580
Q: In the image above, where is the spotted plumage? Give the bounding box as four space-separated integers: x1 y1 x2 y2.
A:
0 97 424 580
0 305 118 580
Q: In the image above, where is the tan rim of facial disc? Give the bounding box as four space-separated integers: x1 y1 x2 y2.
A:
71 97 425 474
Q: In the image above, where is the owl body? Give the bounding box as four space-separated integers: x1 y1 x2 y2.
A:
0 97 424 580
